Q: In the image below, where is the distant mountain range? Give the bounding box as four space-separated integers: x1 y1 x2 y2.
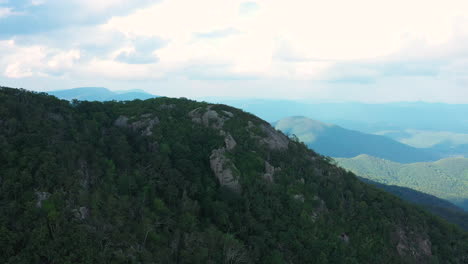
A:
274 116 440 163
335 155 468 211
207 98 468 133
47 87 159 101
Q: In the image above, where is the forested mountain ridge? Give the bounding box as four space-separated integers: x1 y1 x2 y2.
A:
0 87 467 263
335 154 468 211
358 178 468 231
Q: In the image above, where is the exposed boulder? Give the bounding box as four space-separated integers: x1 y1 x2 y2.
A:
222 110 234 118
394 227 432 261
293 194 305 202
310 196 328 222
73 206 89 220
188 106 232 130
210 148 241 193
259 124 289 151
263 161 279 183
158 103 176 110
114 114 159 136
224 133 237 151
114 116 129 127
35 191 50 208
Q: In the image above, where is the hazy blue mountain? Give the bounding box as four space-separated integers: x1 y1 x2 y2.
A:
274 116 440 163
206 98 468 134
375 129 468 157
47 87 158 101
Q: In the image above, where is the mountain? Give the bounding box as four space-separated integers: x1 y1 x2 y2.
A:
47 87 158 101
360 178 468 231
335 155 468 211
1 86 467 263
207 98 468 134
274 116 440 163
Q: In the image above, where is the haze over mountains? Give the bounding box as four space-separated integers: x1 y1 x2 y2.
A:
274 116 440 163
48 87 158 101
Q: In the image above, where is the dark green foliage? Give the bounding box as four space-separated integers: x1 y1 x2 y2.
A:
360 178 468 231
335 154 468 210
0 87 467 263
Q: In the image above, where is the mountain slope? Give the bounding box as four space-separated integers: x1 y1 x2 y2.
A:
274 116 439 163
47 87 158 101
1 87 467 263
360 178 468 231
335 155 468 211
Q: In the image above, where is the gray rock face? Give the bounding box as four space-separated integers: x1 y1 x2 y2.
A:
114 116 129 127
189 106 231 130
263 161 279 183
114 114 159 136
310 196 327 222
395 228 432 260
158 103 176 110
190 106 237 151
222 110 234 118
259 124 289 151
72 206 89 220
293 194 305 202
35 191 50 208
210 148 241 193
224 133 237 151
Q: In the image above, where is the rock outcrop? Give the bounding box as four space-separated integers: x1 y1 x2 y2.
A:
394 228 432 261
35 191 50 208
263 161 279 183
246 121 289 151
224 133 237 151
188 106 232 130
210 148 241 192
259 124 289 151
73 206 89 220
114 114 160 136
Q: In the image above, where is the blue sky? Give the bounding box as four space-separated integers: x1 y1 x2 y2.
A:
1 0 468 102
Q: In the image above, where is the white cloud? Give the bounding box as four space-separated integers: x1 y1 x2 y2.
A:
2 0 468 102
0 7 20 18
0 40 80 78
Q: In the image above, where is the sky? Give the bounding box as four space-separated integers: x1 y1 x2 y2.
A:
1 0 468 102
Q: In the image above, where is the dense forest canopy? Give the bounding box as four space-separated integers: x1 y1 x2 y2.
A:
0 87 467 263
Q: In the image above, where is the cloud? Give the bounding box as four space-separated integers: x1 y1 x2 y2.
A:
0 39 80 78
0 7 20 18
114 35 166 64
1 0 468 103
115 51 159 64
0 0 156 38
239 2 259 17
194 28 240 39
